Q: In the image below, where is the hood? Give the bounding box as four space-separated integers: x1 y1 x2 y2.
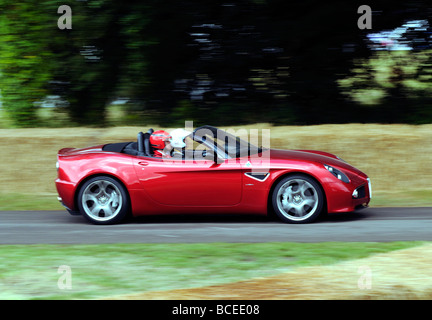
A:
269 149 366 177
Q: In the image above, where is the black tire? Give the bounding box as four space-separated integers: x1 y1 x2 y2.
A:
77 176 130 225
272 174 324 224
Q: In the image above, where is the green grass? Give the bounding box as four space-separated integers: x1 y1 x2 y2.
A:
0 193 63 211
371 190 432 207
0 241 424 299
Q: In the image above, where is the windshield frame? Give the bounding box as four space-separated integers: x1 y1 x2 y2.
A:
192 125 262 159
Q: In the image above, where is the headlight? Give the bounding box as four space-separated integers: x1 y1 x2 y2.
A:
324 164 350 183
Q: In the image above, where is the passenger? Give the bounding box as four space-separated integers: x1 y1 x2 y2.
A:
169 128 193 156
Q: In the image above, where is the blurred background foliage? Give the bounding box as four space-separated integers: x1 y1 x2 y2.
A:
0 0 432 128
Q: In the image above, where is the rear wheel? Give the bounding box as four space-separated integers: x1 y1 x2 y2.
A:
272 175 324 224
77 176 129 225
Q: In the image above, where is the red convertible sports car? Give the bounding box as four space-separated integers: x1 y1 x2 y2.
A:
55 125 371 224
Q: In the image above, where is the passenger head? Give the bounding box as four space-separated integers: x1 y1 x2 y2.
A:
170 128 192 148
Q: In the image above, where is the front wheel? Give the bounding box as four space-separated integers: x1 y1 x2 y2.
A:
77 176 130 225
272 175 324 224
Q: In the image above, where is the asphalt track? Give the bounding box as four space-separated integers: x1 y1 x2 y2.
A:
0 207 431 244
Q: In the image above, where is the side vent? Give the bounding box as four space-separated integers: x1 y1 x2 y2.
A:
244 172 270 182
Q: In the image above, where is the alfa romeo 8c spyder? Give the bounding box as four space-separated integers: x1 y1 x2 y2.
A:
55 126 371 224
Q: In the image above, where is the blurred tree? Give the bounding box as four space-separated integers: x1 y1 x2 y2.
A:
1 0 432 127
50 0 127 125
129 0 295 126
0 2 56 126
116 3 152 99
338 50 432 123
128 0 371 125
0 1 131 126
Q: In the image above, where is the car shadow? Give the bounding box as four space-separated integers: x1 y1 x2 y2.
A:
129 213 275 224
317 209 373 223
63 209 373 225
128 209 372 225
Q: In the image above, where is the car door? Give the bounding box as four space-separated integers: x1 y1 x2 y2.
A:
132 156 243 206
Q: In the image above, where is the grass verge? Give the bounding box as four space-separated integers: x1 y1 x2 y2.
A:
0 193 63 211
0 241 424 299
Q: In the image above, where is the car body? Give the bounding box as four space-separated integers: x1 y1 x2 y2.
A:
55 125 371 224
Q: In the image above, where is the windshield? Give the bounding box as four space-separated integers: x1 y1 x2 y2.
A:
193 126 262 158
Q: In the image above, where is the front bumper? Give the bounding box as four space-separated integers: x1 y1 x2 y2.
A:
352 178 372 200
351 178 372 210
326 177 372 213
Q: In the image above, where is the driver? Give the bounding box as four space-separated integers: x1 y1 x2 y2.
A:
169 128 192 157
149 130 172 157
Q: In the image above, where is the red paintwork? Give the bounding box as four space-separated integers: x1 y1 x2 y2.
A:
55 144 371 217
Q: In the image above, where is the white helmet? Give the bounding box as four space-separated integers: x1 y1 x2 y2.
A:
170 128 192 148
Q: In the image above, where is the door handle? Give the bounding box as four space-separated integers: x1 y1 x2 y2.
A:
138 161 149 166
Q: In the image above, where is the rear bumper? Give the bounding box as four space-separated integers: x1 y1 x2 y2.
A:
55 178 78 213
57 196 81 215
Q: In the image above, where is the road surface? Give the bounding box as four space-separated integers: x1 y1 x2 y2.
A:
0 207 431 244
